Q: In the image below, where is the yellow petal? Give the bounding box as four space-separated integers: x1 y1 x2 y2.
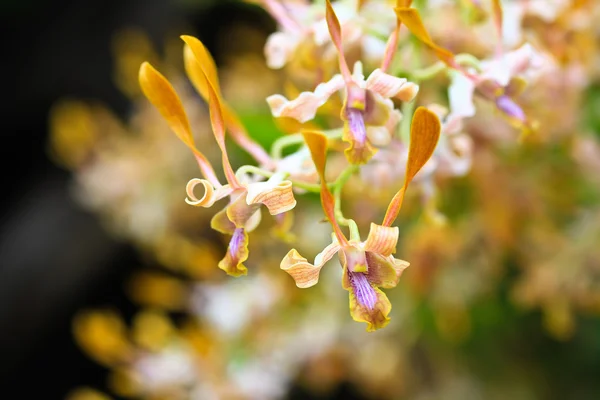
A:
383 107 441 226
131 310 174 351
72 310 132 367
364 223 399 256
365 252 404 289
325 0 352 80
138 62 218 184
218 228 249 277
302 130 349 245
348 284 392 332
181 36 220 97
394 7 458 69
246 179 297 215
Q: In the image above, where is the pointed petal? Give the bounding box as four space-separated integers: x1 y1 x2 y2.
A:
302 131 349 245
185 179 231 207
246 179 297 215
218 228 249 277
394 8 460 71
181 36 220 98
138 62 219 185
267 75 345 123
345 272 392 332
280 241 339 288
184 41 272 166
180 38 239 187
325 0 352 81
364 223 399 256
383 107 441 226
365 252 402 289
366 69 419 102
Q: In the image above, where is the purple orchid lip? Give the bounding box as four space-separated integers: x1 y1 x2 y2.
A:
496 95 526 121
229 228 245 257
346 108 367 146
348 270 377 310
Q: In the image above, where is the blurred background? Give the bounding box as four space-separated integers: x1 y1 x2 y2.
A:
1 0 600 399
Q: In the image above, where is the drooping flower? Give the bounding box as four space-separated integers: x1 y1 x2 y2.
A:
267 0 418 164
139 36 297 277
280 108 440 330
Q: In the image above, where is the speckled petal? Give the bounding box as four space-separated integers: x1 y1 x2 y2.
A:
185 179 232 207
246 178 297 215
280 241 340 288
366 69 419 102
364 223 399 256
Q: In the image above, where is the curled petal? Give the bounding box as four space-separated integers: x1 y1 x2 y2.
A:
267 75 345 123
280 241 339 288
185 179 231 207
218 228 249 277
366 69 419 102
181 36 221 98
246 179 297 215
364 223 399 256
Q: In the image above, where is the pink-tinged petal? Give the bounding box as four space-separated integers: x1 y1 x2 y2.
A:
325 0 352 81
280 241 340 288
185 179 232 207
266 75 345 123
365 252 402 289
226 192 262 230
364 223 399 256
339 245 368 273
246 178 297 215
383 107 441 226
302 131 349 246
218 228 249 277
345 273 392 332
265 31 299 69
366 69 419 102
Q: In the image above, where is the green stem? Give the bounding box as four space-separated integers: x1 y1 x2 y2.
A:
270 128 344 160
333 165 358 226
235 165 322 193
409 53 482 80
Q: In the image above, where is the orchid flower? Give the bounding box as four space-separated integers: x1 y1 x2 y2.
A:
260 0 398 70
280 108 440 331
267 0 418 164
138 36 297 277
396 5 545 129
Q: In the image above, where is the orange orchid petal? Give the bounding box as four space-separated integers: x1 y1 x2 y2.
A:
184 41 272 166
302 130 349 245
395 7 460 71
181 36 220 97
383 107 441 226
381 0 414 72
364 223 399 256
492 0 503 52
325 0 352 81
138 62 219 186
280 241 339 288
